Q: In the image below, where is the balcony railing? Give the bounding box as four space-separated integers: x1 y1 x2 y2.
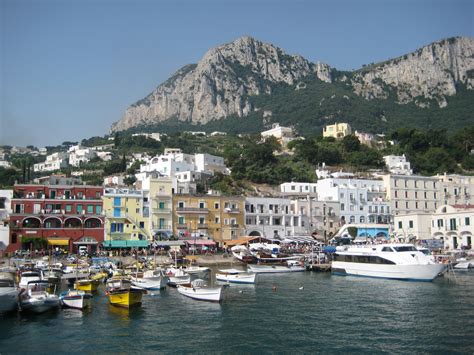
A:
152 208 171 214
176 207 209 214
176 224 188 230
197 224 209 229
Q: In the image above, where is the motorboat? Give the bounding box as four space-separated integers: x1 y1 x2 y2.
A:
332 243 447 281
131 269 168 290
215 269 256 284
247 261 306 274
60 289 93 309
454 258 473 270
19 270 43 289
176 279 223 302
20 281 60 313
106 278 146 308
166 267 191 287
231 245 256 263
74 273 105 293
184 266 210 278
0 272 19 313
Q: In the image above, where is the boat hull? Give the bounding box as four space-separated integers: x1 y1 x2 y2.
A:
167 275 191 287
331 262 446 281
20 297 60 313
132 276 167 290
176 285 222 302
0 289 19 313
107 289 144 308
74 280 100 292
60 291 93 309
215 273 256 284
247 265 306 274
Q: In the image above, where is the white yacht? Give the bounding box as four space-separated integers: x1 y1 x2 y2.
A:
0 272 19 313
332 244 446 281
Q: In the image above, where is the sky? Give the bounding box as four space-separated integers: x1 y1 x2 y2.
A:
1 0 473 147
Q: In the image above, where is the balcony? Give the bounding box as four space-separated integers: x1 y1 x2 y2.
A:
230 223 239 228
153 224 172 231
152 208 171 214
155 193 172 199
197 224 209 229
176 207 209 214
109 232 131 240
176 224 188 230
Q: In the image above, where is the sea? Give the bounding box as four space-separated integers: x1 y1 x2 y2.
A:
0 269 473 354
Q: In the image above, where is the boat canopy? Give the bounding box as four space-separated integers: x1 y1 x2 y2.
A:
224 236 273 247
282 236 318 244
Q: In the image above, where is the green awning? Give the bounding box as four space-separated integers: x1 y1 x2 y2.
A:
103 240 149 248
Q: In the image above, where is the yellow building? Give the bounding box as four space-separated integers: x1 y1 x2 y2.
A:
323 123 352 139
148 177 174 238
103 188 150 248
172 195 245 245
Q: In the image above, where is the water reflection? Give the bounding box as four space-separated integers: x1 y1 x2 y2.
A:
107 303 144 321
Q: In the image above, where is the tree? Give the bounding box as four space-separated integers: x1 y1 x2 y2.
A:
341 135 361 152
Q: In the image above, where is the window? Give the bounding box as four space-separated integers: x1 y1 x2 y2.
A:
113 207 121 217
199 202 205 209
398 221 402 229
465 217 470 226
96 206 102 214
111 223 124 233
409 220 414 229
215 217 220 224
77 205 83 214
96 192 101 199
199 217 205 224
405 191 408 198
341 204 345 211
113 197 121 206
449 218 457 231
159 202 165 209
214 203 219 209
178 217 184 224
65 205 72 212
87 205 94 214
139 221 145 228
395 202 398 209
415 192 418 198
178 202 184 208
437 219 443 227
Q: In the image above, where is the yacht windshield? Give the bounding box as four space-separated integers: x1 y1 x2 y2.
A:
393 246 417 252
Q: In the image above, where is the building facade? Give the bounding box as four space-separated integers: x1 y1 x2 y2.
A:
430 205 473 250
102 188 150 248
8 184 104 253
33 152 68 172
172 195 245 244
0 190 13 251
322 123 352 139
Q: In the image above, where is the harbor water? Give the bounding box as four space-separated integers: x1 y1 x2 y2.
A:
1 270 473 354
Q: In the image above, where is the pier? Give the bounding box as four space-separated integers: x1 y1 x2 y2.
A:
306 263 331 272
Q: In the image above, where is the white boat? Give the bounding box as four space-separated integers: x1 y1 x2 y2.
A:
59 289 93 309
185 266 210 277
20 281 60 313
454 259 473 269
215 269 256 284
0 272 19 313
131 269 168 290
247 262 306 273
19 270 43 289
176 279 222 302
166 267 191 287
332 243 447 281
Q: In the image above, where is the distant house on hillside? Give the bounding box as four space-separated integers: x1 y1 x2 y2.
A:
323 123 352 139
261 123 296 147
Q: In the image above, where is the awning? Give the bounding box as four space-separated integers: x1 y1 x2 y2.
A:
185 239 216 246
282 235 318 244
224 236 270 247
102 240 149 248
47 238 70 246
153 240 185 247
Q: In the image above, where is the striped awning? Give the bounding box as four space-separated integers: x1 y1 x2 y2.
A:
282 236 318 244
47 238 70 246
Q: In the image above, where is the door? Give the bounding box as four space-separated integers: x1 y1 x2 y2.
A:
453 236 458 249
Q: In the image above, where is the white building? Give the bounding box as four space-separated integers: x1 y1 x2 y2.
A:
261 123 296 146
436 174 474 206
195 153 228 175
280 182 318 195
69 147 97 167
383 154 413 175
0 160 11 168
132 132 163 141
317 177 391 225
33 152 68 172
393 212 432 241
96 151 113 161
103 175 125 186
244 197 307 238
430 205 474 250
0 190 13 250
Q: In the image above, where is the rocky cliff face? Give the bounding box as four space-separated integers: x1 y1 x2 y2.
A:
350 37 474 108
111 36 332 132
111 36 474 132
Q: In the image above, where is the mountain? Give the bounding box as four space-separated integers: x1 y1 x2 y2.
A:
111 36 474 134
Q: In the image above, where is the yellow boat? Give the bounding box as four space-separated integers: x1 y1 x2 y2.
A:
106 278 145 308
74 279 100 293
